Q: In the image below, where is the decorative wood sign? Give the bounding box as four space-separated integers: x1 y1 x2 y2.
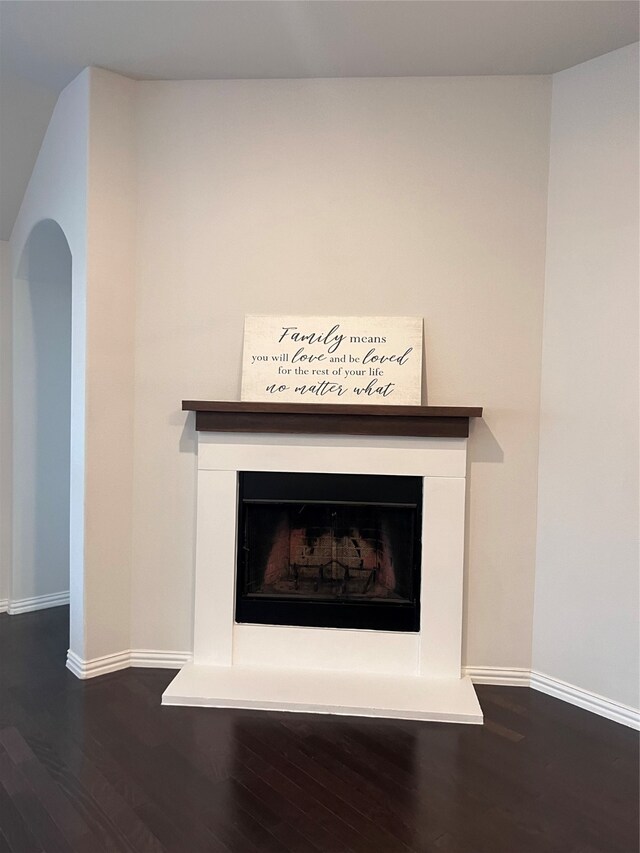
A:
241 315 423 405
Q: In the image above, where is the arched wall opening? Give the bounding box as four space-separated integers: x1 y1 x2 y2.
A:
12 220 73 636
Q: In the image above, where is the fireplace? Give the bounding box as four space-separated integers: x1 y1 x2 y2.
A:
236 472 421 631
163 400 484 724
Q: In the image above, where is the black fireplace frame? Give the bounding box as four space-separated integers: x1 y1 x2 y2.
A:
235 471 422 632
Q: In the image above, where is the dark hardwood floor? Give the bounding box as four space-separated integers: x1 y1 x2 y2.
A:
0 608 637 853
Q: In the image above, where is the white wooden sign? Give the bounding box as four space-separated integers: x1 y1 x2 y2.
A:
241 315 423 405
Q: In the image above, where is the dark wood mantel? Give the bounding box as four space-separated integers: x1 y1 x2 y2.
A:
182 400 482 438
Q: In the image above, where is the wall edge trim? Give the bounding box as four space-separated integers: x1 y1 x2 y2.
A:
8 590 69 615
530 670 640 731
66 649 193 679
465 665 640 729
464 666 530 686
130 650 194 669
64 656 640 729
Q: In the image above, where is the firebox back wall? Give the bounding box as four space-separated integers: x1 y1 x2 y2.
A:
130 74 552 670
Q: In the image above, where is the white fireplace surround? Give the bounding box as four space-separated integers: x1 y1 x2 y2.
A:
163 431 483 724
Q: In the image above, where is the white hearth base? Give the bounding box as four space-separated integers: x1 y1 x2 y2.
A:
163 663 482 723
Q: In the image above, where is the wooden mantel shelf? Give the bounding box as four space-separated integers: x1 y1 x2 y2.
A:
182 401 482 438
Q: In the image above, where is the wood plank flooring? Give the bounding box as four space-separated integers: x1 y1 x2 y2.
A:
0 607 637 853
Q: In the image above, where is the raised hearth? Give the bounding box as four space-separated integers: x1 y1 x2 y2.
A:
163 400 483 723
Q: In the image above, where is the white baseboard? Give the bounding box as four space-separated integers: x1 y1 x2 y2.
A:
530 670 640 731
8 590 69 615
64 653 639 730
66 649 131 679
464 666 530 686
130 649 194 669
0 598 8 614
465 665 640 730
66 649 192 679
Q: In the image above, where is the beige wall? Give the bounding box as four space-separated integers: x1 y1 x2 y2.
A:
7 56 638 707
533 44 639 708
83 68 137 659
131 76 552 666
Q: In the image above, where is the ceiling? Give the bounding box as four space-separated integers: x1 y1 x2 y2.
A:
1 1 638 241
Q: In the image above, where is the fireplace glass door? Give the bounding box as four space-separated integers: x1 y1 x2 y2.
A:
236 472 421 632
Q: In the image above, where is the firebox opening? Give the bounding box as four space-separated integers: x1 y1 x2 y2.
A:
236 472 422 632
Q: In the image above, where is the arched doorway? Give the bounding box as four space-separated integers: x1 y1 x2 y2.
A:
11 220 72 650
